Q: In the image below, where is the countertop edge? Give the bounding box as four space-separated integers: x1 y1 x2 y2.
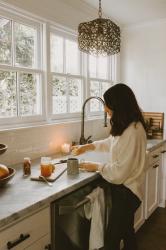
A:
147 139 166 152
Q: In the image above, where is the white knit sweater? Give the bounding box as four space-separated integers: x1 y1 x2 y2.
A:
93 122 147 200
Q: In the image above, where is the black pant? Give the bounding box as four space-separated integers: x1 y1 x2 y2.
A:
105 184 141 250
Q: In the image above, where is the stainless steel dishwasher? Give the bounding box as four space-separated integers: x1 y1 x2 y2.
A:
50 178 110 250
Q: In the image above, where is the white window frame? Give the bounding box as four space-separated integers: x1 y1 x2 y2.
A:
0 7 44 127
86 54 117 117
48 27 85 120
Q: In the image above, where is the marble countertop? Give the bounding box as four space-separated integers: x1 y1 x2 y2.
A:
0 157 100 231
146 139 166 151
0 139 166 231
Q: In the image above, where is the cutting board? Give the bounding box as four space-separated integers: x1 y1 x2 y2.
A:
31 163 67 182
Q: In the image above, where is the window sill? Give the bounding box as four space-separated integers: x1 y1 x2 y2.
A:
0 115 106 133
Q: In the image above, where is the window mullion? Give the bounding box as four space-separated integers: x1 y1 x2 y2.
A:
107 57 110 80
64 38 68 114
63 38 66 74
86 55 90 117
111 57 113 81
96 56 98 79
16 72 20 117
99 80 102 111
66 76 70 113
11 19 15 67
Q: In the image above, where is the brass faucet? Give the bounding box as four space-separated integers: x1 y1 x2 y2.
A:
79 96 107 145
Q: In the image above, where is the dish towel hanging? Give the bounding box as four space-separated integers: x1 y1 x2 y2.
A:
84 186 105 250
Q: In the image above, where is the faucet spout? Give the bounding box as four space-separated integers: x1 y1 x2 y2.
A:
79 96 107 145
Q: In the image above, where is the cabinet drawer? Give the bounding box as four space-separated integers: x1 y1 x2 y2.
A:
148 147 162 166
0 207 50 250
24 234 50 250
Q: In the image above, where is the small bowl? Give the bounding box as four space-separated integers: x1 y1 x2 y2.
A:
0 167 16 187
0 144 8 155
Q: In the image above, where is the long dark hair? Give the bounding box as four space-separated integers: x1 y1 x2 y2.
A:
103 83 146 136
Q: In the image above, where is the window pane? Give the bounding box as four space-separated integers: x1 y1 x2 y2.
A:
0 18 12 65
89 55 97 78
90 81 100 112
0 70 17 117
66 39 80 75
51 75 67 114
101 82 110 96
14 22 36 68
98 57 108 79
69 78 82 113
50 34 63 73
19 73 40 116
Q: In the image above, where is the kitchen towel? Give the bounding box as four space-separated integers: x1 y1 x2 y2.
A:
84 187 105 250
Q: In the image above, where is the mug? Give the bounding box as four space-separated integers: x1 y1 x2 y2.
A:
67 158 79 175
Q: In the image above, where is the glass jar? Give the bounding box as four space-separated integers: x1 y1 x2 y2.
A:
40 157 52 177
23 157 31 176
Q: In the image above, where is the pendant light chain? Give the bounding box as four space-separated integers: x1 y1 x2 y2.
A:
98 0 102 18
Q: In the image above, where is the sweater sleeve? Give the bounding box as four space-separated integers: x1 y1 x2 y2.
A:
99 124 146 184
92 136 112 152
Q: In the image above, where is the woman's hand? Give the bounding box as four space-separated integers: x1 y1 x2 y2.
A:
71 145 86 156
71 143 95 156
79 162 98 172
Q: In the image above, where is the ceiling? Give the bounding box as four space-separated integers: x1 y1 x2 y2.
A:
81 0 166 26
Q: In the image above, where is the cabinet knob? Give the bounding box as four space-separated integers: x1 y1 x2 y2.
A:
161 150 166 154
153 164 159 168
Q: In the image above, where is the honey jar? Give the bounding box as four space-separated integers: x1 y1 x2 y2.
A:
23 157 31 176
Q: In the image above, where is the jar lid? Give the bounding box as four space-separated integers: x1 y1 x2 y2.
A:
24 157 31 161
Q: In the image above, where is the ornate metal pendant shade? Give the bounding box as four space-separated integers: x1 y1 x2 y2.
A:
78 0 120 56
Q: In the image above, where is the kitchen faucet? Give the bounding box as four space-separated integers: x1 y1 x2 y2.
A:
79 96 107 145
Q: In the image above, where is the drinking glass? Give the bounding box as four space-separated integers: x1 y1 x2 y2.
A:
40 157 52 177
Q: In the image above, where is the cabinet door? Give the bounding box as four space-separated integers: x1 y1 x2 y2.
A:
145 163 159 219
134 176 146 231
159 142 166 207
134 202 145 231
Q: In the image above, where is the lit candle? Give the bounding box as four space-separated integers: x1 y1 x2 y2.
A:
61 143 71 154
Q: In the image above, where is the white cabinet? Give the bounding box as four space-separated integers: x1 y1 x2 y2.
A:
145 145 162 219
0 206 51 250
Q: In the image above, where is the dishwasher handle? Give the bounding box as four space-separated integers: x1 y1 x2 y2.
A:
59 197 90 215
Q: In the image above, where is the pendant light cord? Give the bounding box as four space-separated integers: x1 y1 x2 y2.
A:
98 0 102 18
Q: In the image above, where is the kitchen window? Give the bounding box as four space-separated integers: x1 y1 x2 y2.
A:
0 3 118 128
49 30 83 119
0 13 42 126
88 54 115 114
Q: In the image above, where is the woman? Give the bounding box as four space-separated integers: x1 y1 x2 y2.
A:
72 83 147 250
